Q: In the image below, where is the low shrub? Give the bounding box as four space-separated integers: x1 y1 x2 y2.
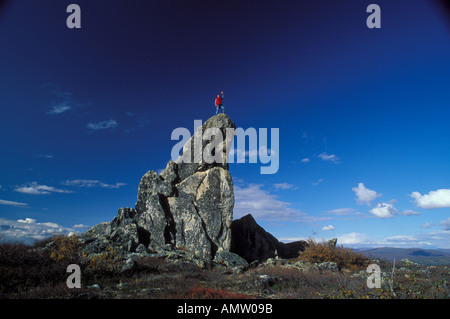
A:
133 255 167 273
87 246 125 273
299 239 370 270
49 234 83 265
0 242 67 297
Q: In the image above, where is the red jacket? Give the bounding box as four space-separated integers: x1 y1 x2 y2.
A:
215 97 222 106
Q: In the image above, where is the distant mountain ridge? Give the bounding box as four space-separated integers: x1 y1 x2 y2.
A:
357 247 450 265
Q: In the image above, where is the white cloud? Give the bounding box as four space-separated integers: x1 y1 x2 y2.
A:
0 217 77 245
337 229 450 249
312 178 324 186
86 119 118 131
383 235 433 247
17 218 36 223
273 183 297 190
285 229 450 249
338 233 418 247
234 184 307 221
369 202 420 219
325 208 367 222
352 183 382 206
46 104 71 115
369 202 398 218
40 222 61 228
338 232 370 245
36 154 54 159
63 179 126 189
300 158 310 163
42 83 92 116
233 183 331 223
14 182 73 195
318 152 340 164
0 199 29 207
73 224 90 229
421 222 433 229
327 208 357 216
438 218 450 231
384 235 417 244
400 209 420 216
321 225 335 231
410 189 450 209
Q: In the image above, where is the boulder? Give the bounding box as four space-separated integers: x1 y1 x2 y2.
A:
316 261 339 271
230 214 308 263
324 238 338 249
213 250 249 269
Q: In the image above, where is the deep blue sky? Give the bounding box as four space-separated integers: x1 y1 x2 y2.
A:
1 0 449 248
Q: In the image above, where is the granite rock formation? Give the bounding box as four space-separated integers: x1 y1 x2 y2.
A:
84 114 236 260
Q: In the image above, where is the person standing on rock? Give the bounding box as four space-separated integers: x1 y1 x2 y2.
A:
215 91 225 115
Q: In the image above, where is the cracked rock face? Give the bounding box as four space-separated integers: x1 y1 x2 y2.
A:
85 114 236 260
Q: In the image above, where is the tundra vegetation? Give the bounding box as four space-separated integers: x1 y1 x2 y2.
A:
1 235 448 299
